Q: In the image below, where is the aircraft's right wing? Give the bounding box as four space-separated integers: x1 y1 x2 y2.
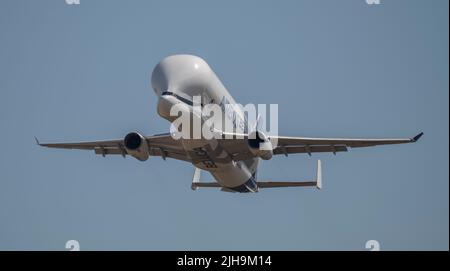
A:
36 133 191 162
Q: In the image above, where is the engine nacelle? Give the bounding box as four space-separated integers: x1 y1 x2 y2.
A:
247 131 273 160
124 132 149 161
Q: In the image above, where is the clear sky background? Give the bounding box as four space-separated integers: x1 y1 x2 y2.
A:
0 0 448 250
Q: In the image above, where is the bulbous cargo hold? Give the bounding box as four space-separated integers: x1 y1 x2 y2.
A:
151 54 215 97
151 54 238 124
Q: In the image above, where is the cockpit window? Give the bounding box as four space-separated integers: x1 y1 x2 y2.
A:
161 91 193 106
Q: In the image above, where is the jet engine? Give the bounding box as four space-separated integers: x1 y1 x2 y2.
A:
247 131 273 160
124 132 149 161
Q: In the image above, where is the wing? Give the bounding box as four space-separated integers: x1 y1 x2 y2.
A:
217 131 423 160
272 132 423 156
35 133 191 162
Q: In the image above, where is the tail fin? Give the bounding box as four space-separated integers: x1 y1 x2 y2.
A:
316 160 322 189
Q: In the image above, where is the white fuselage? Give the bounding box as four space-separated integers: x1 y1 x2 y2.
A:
151 55 259 192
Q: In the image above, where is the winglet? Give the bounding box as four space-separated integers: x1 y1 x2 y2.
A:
316 160 322 190
34 136 41 146
412 132 424 142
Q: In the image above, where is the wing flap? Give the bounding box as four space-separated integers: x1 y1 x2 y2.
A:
94 147 125 156
273 145 348 155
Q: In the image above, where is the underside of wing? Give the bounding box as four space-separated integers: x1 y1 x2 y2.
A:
274 132 423 148
35 133 191 162
217 131 423 159
273 145 348 155
272 132 423 156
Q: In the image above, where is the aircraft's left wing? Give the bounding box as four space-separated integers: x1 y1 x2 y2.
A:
272 132 424 156
35 133 191 162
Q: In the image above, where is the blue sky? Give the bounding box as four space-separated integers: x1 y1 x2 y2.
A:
0 0 448 250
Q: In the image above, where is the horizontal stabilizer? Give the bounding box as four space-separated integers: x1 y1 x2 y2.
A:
193 182 221 188
257 160 322 189
191 167 222 190
192 161 322 191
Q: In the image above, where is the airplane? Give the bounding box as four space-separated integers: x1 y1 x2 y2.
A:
36 54 423 193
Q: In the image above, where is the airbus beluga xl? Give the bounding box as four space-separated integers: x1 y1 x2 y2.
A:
37 55 423 193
